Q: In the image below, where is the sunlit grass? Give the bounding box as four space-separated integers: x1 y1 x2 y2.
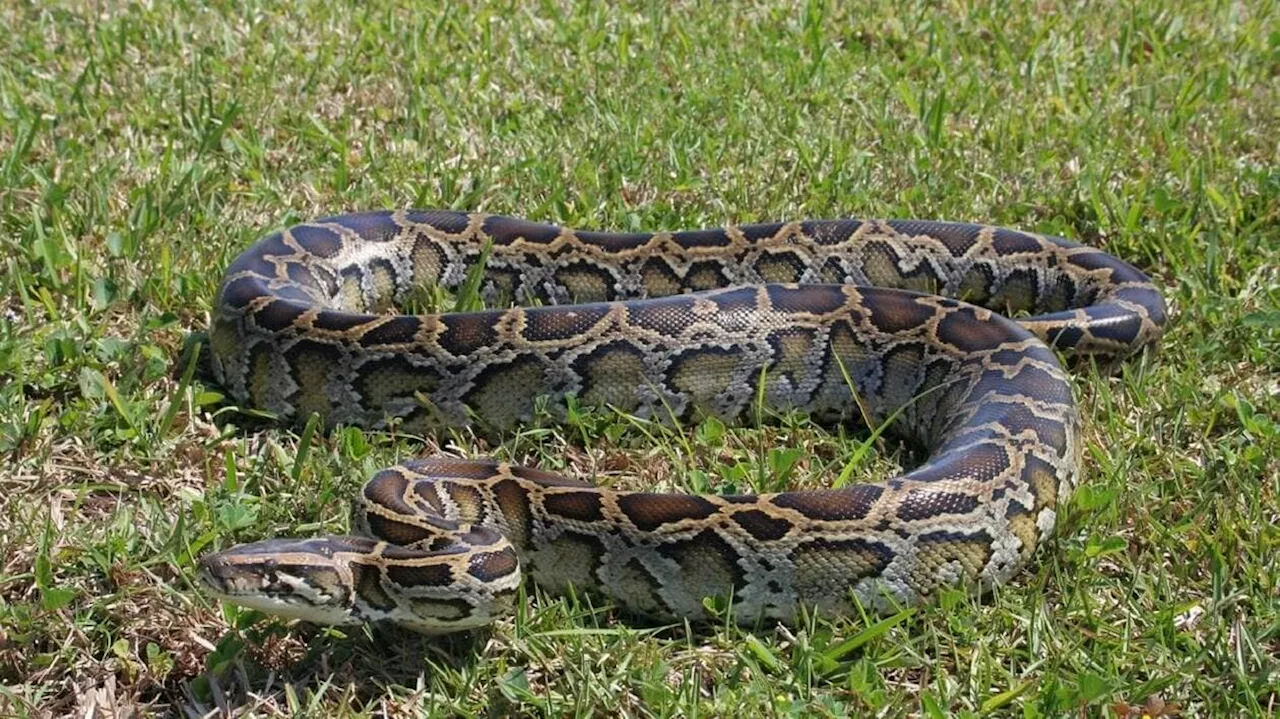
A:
1 0 1276 716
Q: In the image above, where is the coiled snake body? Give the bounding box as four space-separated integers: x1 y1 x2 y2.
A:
198 210 1166 633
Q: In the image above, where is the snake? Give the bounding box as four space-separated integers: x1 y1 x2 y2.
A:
196 209 1166 634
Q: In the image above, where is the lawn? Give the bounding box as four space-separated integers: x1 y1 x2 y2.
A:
1 0 1277 716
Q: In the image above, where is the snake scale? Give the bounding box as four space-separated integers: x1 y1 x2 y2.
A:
197 209 1166 633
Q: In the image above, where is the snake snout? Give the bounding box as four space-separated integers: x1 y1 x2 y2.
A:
196 555 228 594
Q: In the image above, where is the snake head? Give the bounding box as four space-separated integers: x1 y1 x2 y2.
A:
198 530 522 634
197 536 378 626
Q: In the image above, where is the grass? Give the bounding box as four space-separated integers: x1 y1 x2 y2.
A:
0 0 1277 716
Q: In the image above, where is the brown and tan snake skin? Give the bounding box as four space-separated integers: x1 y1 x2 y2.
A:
197 210 1167 633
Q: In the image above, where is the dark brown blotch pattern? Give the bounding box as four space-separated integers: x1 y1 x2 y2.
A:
730 509 793 541
351 562 398 611
575 229 653 253
543 491 606 523
800 219 863 245
405 209 471 234
863 289 937 333
359 316 423 347
363 470 415 515
313 309 375 333
220 275 269 310
328 211 401 243
290 225 344 258
771 485 883 522
492 478 533 548
254 299 309 332
363 513 433 546
626 296 698 335
467 548 519 583
385 561 455 588
888 220 981 257
617 493 719 532
935 306 1019 352
437 311 501 355
766 284 849 315
482 215 561 245
739 222 787 243
895 488 982 522
522 304 611 342
672 228 733 249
